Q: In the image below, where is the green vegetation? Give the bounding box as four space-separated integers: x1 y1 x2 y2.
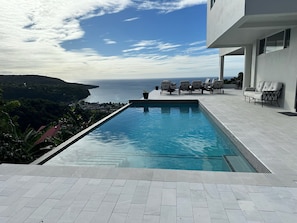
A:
0 74 98 103
0 75 125 164
224 72 243 89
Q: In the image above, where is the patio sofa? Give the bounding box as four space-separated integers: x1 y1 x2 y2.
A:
243 81 283 106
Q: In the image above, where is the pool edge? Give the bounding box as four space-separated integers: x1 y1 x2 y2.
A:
199 102 271 174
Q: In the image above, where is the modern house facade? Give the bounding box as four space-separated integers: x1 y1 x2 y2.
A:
207 0 297 111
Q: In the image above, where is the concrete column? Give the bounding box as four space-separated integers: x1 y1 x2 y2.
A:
219 55 224 80
243 45 252 88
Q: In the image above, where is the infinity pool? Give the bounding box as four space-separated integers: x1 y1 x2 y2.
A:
45 101 256 172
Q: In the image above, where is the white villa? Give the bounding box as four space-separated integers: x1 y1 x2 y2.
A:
207 0 297 111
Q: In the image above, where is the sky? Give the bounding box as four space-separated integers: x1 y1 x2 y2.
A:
0 0 243 82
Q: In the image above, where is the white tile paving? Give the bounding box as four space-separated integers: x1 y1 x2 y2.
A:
0 89 297 222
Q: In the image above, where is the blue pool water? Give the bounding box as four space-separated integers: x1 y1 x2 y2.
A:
45 102 255 172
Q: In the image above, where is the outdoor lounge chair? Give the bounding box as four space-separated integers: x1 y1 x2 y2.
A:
203 79 224 94
211 80 224 93
179 80 191 94
191 80 203 93
203 78 212 89
160 80 176 94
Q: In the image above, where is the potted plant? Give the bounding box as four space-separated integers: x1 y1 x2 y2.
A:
143 90 149 99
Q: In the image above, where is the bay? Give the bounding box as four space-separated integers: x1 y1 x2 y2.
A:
82 77 217 103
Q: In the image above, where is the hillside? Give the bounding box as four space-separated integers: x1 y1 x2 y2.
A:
0 75 98 103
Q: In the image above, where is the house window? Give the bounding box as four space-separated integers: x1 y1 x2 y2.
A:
285 29 291 48
211 0 216 9
266 31 285 53
259 39 265 55
258 29 291 55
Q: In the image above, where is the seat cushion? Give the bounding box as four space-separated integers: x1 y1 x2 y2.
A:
180 81 190 90
255 81 265 92
267 82 282 91
212 80 223 89
161 80 171 90
192 81 202 89
262 81 272 91
243 91 255 98
253 92 263 100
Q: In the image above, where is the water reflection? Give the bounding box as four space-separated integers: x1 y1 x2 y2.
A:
180 106 189 113
45 104 255 172
161 107 170 113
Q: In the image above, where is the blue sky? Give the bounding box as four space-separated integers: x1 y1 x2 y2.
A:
0 0 243 81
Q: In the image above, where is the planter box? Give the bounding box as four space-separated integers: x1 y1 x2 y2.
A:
143 92 149 99
223 84 237 89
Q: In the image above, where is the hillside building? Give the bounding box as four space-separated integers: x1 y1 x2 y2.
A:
207 0 297 111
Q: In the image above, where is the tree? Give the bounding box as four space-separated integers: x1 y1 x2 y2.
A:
1 87 125 164
0 88 43 163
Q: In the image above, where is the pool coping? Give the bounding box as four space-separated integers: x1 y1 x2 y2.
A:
199 102 271 173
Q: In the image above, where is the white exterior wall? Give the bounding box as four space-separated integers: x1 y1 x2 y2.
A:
246 0 297 15
256 27 297 110
207 0 245 47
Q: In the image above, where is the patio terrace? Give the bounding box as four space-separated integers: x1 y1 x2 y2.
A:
0 89 297 222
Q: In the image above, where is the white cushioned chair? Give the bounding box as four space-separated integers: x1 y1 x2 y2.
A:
244 81 283 106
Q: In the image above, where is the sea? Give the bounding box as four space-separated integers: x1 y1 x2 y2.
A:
82 77 222 104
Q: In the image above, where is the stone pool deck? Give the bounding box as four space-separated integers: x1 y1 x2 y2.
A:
1 89 297 222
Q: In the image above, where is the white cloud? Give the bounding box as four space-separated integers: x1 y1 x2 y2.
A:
189 40 206 46
223 55 245 76
123 40 180 54
158 42 181 51
133 40 157 47
123 47 145 53
0 0 242 82
104 38 117 44
185 45 207 54
124 17 139 22
135 0 207 13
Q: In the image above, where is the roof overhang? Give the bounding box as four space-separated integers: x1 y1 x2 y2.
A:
219 47 244 56
209 13 297 48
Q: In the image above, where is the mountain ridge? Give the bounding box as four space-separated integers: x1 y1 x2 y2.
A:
0 74 98 103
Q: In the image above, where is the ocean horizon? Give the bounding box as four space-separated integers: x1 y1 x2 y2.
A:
82 77 230 103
